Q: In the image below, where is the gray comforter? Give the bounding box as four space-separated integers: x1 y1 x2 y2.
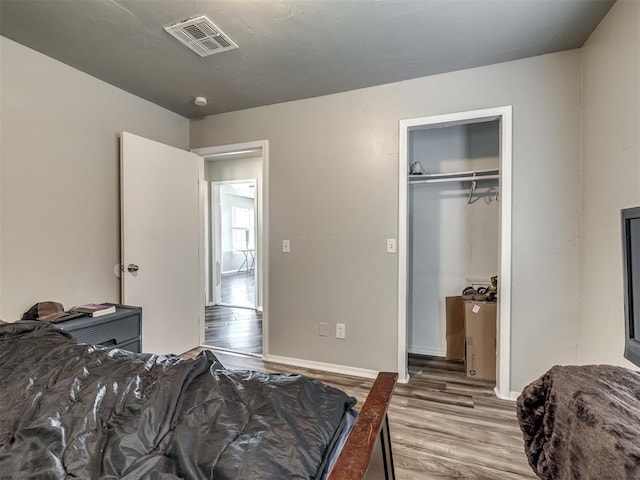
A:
516 365 640 480
0 322 355 479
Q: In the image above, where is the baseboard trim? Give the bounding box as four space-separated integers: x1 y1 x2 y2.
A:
408 346 446 357
263 353 379 379
492 388 520 401
202 344 263 359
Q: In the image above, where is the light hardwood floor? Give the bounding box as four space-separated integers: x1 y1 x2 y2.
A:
205 271 262 355
220 271 255 307
203 305 262 355
182 348 535 480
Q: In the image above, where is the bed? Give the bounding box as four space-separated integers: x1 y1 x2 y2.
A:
0 321 396 479
516 364 640 480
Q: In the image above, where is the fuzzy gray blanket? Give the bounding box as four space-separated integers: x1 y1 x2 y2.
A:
517 365 640 480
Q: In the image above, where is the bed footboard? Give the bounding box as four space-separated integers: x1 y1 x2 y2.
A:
328 372 398 480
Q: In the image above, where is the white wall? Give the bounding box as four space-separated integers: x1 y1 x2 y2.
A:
0 36 189 321
191 50 583 390
409 122 499 356
580 0 640 366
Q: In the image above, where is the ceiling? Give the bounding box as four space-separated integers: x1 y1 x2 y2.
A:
0 0 614 119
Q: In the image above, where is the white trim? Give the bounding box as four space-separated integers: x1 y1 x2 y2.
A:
398 106 513 398
398 121 409 383
192 140 269 358
408 346 446 357
204 180 210 305
263 353 379 379
493 387 520 401
202 148 262 159
212 183 223 305
497 107 513 401
192 140 265 159
261 142 269 357
198 158 206 346
202 344 263 359
209 178 257 185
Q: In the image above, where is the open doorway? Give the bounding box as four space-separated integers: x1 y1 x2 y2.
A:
193 141 268 357
216 180 257 309
398 107 512 399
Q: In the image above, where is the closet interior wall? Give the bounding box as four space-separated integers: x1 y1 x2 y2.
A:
408 120 500 356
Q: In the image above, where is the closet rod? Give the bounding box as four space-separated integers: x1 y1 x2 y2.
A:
409 174 499 184
411 168 498 179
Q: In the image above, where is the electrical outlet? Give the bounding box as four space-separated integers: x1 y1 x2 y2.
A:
318 322 328 337
386 238 397 254
336 323 346 340
282 240 291 253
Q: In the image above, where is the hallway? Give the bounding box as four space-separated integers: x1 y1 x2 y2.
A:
205 271 261 355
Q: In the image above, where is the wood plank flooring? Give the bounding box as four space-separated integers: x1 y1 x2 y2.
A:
205 271 262 355
204 306 262 355
221 271 255 308
182 349 535 480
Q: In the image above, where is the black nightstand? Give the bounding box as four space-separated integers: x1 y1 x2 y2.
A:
55 304 142 353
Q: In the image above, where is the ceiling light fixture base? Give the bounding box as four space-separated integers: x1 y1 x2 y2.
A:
194 96 208 107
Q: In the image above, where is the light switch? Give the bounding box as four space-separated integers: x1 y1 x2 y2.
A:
282 240 291 253
336 323 346 339
386 238 397 254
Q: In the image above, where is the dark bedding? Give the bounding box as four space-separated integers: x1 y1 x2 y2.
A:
0 322 355 479
516 365 640 480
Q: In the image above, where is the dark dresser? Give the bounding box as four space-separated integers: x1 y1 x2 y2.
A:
55 304 142 353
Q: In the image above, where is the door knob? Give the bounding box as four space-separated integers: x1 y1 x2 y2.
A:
127 263 139 273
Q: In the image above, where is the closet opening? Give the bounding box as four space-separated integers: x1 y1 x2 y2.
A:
398 107 512 399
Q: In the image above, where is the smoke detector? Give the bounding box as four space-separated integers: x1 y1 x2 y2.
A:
164 15 238 57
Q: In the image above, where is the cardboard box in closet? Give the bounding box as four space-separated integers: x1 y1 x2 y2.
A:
464 301 497 381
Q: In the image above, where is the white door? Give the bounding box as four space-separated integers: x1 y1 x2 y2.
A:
121 132 204 355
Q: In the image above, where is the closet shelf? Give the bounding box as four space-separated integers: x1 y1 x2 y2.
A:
408 168 499 184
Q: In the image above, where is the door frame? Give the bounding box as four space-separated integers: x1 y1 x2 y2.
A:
191 140 269 357
212 178 258 309
398 106 512 399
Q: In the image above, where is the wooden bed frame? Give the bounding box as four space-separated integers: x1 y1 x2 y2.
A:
328 372 398 480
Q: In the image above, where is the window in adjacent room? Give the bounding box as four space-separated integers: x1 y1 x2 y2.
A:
232 206 251 251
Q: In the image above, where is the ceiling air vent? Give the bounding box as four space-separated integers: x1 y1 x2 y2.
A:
164 15 238 57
